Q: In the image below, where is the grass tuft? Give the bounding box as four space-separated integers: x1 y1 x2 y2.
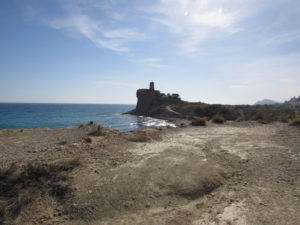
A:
289 117 300 126
212 114 225 124
125 129 161 142
0 157 81 223
191 118 206 126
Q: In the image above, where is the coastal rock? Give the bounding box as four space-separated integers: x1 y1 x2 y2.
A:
129 82 181 116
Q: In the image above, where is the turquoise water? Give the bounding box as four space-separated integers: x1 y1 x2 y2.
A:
0 103 175 131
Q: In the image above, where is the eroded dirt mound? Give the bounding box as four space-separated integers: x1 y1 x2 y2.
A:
63 151 230 224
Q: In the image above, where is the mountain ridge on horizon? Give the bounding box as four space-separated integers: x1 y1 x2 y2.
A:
255 99 279 105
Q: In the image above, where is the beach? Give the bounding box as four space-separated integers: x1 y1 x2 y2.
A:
1 122 300 224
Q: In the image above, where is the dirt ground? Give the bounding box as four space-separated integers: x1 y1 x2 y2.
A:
0 122 300 225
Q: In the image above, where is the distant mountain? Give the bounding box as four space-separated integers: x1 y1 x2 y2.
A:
285 96 300 108
255 99 279 105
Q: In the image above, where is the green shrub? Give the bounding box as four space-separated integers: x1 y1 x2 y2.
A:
194 104 239 120
191 118 206 126
212 114 225 124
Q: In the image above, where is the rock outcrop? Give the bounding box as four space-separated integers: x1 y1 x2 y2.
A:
128 82 182 116
285 96 300 109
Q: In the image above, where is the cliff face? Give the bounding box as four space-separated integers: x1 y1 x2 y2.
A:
135 89 166 115
129 82 181 116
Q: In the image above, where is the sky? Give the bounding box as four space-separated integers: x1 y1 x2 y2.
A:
0 0 300 105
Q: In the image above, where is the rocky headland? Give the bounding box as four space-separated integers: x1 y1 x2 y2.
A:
127 82 299 125
126 82 182 117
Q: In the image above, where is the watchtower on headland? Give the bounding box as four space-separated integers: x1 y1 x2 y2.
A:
132 82 182 116
149 82 155 91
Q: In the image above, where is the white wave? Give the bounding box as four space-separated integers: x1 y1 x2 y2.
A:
138 116 176 128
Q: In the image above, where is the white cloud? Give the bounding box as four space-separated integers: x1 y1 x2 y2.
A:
39 0 300 56
96 81 140 88
139 57 164 67
48 10 143 53
147 0 247 53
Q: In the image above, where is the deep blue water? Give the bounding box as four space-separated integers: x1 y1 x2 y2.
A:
0 103 175 131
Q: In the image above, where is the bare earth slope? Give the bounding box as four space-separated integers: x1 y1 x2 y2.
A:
0 122 299 225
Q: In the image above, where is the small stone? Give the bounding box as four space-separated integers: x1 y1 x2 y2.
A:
146 203 151 208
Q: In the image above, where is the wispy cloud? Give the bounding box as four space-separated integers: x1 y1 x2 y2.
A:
259 30 300 47
137 57 165 67
146 0 248 53
96 81 140 88
48 12 143 53
28 0 300 56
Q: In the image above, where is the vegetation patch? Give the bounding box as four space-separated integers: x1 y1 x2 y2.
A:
235 116 246 122
212 114 225 124
289 117 300 126
191 118 206 126
0 157 81 224
171 102 297 123
125 129 161 142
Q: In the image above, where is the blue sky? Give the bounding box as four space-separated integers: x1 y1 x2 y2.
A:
0 0 300 104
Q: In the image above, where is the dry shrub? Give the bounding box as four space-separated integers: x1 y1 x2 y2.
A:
88 125 105 136
235 116 246 122
289 117 300 126
125 129 160 142
0 157 81 223
191 118 206 126
212 114 225 124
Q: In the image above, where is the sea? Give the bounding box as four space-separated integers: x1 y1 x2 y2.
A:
0 103 175 131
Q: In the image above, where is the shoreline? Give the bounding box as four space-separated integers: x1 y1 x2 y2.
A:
0 115 179 132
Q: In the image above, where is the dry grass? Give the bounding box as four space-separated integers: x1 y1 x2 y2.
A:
88 125 105 136
235 116 246 122
212 114 225 124
289 117 300 126
125 129 161 142
0 157 81 224
191 118 206 126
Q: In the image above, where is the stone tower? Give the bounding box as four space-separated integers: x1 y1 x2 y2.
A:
149 82 155 91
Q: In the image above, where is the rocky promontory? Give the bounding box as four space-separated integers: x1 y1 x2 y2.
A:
127 82 299 124
127 82 182 116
